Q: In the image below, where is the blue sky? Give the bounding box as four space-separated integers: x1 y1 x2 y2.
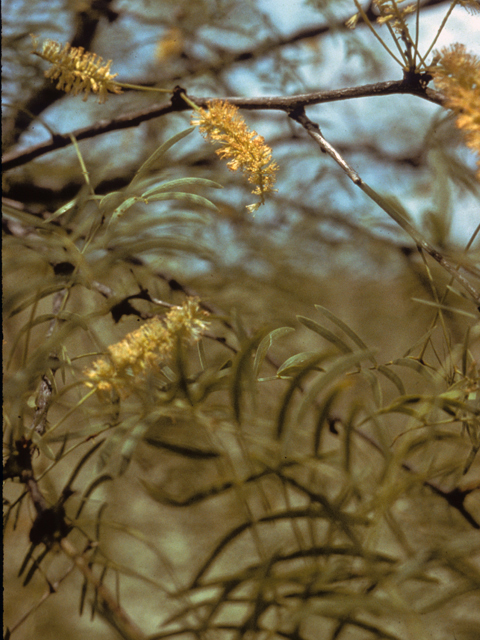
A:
4 0 479 249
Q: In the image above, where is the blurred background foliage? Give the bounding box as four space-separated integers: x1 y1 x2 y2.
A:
3 1 480 639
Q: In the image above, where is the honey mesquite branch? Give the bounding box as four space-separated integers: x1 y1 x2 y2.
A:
2 79 444 172
288 107 480 307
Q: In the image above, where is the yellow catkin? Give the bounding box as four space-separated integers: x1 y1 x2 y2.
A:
432 43 480 180
374 1 416 30
32 38 123 103
84 299 209 399
347 0 416 31
192 100 278 213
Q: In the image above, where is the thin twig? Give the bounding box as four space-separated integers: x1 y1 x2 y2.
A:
288 108 480 307
60 538 148 640
30 289 69 436
8 564 76 634
354 428 479 529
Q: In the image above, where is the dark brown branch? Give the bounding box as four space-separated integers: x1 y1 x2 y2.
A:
2 101 178 172
2 0 448 157
2 80 444 172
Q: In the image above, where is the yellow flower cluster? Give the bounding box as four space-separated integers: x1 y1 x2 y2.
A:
432 44 480 180
32 39 123 103
346 0 416 30
374 1 416 29
192 100 278 213
85 299 209 399
457 1 480 15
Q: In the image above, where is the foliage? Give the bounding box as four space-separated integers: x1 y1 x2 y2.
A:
3 1 480 640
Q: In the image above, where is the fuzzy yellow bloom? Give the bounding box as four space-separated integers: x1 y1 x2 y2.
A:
456 1 480 15
347 0 416 31
192 100 278 213
85 299 209 399
432 44 480 180
374 1 416 30
32 38 123 103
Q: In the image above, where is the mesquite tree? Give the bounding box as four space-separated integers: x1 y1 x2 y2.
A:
3 2 480 640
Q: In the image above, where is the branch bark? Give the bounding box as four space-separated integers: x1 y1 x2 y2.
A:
288 107 480 307
2 80 444 172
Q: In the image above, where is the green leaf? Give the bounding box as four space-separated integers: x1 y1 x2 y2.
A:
97 424 128 471
253 326 294 379
107 191 218 229
297 316 352 354
362 368 382 407
63 439 105 492
2 203 51 231
402 430 463 457
8 284 69 318
374 394 425 419
120 422 149 475
144 438 220 459
110 196 145 222
296 350 375 426
377 365 406 396
197 339 207 371
276 352 330 439
411 298 477 319
402 327 437 357
98 190 124 210
314 304 375 364
231 329 270 423
190 367 231 403
44 197 79 222
75 474 113 519
391 357 443 385
144 191 219 211
108 235 214 260
141 177 223 198
150 211 210 226
276 351 325 378
373 393 479 420
463 445 479 475
31 432 56 460
128 127 195 190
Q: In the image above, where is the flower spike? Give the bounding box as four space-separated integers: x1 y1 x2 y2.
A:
84 299 209 400
432 44 480 180
192 100 278 213
32 38 123 103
